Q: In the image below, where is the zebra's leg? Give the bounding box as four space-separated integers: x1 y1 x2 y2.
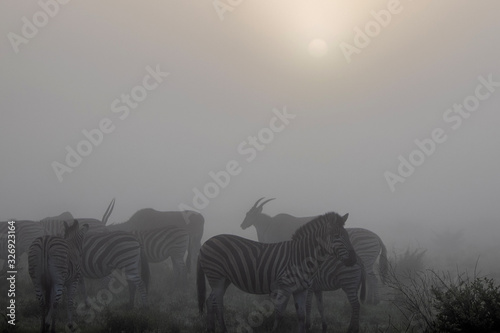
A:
49 302 58 333
315 291 327 333
41 299 48 333
270 288 290 331
65 278 80 332
305 289 313 330
293 289 307 333
32 277 47 332
171 253 188 292
48 282 63 333
79 277 91 308
206 292 216 332
126 272 149 307
128 281 136 308
343 286 361 333
212 279 230 333
366 270 378 305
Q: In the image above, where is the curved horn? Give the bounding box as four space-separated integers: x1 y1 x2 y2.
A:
102 198 115 225
257 198 275 209
252 197 265 209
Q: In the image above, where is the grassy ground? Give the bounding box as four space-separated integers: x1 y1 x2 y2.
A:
1 262 412 333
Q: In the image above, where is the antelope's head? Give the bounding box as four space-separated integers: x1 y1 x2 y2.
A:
240 197 275 229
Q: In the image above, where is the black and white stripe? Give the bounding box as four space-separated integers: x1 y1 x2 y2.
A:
28 220 88 333
131 226 189 292
240 199 388 305
106 208 204 274
306 256 366 333
347 228 388 304
197 212 356 333
80 230 150 307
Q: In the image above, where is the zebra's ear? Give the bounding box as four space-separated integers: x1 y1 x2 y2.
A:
63 221 69 230
342 213 349 225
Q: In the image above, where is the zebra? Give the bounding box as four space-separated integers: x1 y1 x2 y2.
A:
106 208 204 274
130 226 189 292
80 230 150 308
197 212 356 333
347 228 387 304
1 199 114 276
28 220 89 333
306 256 366 333
241 197 388 304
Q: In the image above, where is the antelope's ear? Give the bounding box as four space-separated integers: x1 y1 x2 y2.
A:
342 213 349 224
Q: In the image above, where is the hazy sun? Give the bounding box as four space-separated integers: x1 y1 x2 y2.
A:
308 39 328 58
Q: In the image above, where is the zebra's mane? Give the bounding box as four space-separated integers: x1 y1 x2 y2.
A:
291 211 341 241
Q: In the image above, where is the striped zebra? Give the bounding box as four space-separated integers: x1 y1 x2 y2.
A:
131 226 189 292
241 198 388 304
347 228 387 304
306 256 366 333
80 230 150 307
28 220 88 333
106 208 204 274
198 212 356 333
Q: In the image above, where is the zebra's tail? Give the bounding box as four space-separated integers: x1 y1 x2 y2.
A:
379 240 389 285
197 255 206 315
356 255 366 304
140 247 150 292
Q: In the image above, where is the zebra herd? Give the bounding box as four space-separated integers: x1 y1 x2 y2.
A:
0 197 388 333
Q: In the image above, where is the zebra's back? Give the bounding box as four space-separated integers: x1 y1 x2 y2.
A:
81 231 142 279
347 228 382 261
131 226 188 263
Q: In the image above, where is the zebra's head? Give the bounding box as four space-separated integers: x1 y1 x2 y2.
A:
240 197 275 230
63 219 89 252
323 213 356 266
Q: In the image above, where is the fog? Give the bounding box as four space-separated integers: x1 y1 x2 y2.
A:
1 1 499 272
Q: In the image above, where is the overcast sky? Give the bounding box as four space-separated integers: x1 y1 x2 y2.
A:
1 1 499 252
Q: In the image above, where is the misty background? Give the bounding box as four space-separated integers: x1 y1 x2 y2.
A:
1 1 499 273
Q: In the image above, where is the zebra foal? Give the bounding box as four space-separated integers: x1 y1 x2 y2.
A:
28 220 88 333
306 257 366 333
197 212 356 333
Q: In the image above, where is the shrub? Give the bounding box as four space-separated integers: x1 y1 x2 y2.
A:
431 275 500 333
